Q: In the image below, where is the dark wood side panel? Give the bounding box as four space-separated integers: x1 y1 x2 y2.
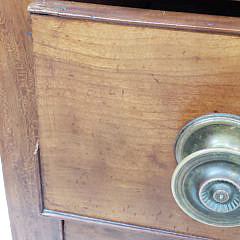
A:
29 0 240 36
64 220 213 240
0 0 60 239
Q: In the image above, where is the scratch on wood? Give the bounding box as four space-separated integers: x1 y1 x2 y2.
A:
34 140 39 155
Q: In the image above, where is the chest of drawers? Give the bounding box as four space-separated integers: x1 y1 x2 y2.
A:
2 0 240 239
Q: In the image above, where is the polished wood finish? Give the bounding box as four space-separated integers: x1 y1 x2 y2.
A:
0 1 60 239
29 0 240 36
32 13 240 240
42 209 212 240
64 221 212 240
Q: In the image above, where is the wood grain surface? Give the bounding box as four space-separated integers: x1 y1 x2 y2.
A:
29 0 240 36
0 1 60 239
32 14 240 240
42 209 213 240
64 220 213 240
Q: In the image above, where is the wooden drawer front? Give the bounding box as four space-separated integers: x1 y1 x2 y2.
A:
33 14 240 240
64 221 211 240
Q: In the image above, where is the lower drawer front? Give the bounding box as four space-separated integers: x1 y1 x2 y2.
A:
64 221 211 240
33 14 240 240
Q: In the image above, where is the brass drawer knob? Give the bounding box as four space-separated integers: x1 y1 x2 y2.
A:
172 114 240 227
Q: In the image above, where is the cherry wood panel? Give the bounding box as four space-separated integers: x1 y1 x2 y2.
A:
32 14 240 240
64 221 213 240
0 1 60 239
29 0 240 36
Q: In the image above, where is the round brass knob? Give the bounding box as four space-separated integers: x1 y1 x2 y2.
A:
172 114 240 227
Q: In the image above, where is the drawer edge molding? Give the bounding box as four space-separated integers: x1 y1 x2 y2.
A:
29 0 240 36
42 209 214 240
